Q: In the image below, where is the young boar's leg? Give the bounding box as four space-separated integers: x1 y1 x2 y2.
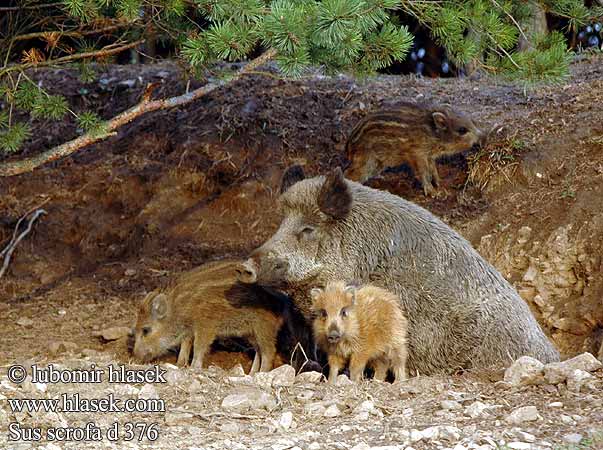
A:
428 157 441 187
392 353 408 383
177 335 193 367
327 354 345 385
413 154 438 197
191 328 216 369
348 352 370 383
371 359 389 382
255 326 279 372
249 351 261 375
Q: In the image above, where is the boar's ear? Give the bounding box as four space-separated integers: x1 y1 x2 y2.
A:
432 111 449 131
280 165 306 194
344 285 356 305
151 293 168 320
310 287 323 302
318 167 352 220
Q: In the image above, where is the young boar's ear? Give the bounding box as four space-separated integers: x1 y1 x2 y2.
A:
344 285 356 304
280 165 306 194
151 293 168 320
310 287 323 302
432 111 449 131
318 167 352 220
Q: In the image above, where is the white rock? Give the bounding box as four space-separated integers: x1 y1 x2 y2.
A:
253 371 275 389
41 444 62 450
324 404 341 417
544 353 602 384
308 443 321 450
354 400 381 416
505 406 540 424
563 433 583 444
228 364 246 377
566 369 595 392
138 383 159 400
560 414 575 425
504 356 545 386
219 422 241 433
465 401 491 418
548 402 563 408
16 317 34 327
515 431 536 443
296 371 324 383
304 402 327 415
279 411 293 430
228 375 254 385
336 374 353 385
271 364 296 387
221 389 276 412
350 444 370 450
506 442 531 449
95 326 131 341
441 400 462 410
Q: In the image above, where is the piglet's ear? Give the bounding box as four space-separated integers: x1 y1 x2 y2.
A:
318 167 352 220
432 111 449 131
280 165 306 194
344 285 356 305
310 288 323 302
151 293 168 320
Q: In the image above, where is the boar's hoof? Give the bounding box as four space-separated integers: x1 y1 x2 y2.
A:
235 260 258 284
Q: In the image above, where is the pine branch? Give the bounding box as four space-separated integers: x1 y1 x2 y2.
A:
0 48 277 177
0 40 144 78
12 23 133 42
0 3 62 12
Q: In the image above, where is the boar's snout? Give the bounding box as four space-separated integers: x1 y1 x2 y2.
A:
327 329 342 344
236 255 289 285
236 259 258 284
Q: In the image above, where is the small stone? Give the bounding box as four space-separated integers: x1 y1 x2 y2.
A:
253 371 275 389
336 374 353 386
515 431 536 443
48 341 78 355
563 433 583 444
544 353 602 384
279 411 293 430
441 400 462 410
304 402 326 415
219 422 240 433
138 384 159 400
228 375 254 385
165 410 193 425
42 444 62 450
324 404 341 417
409 429 423 443
271 364 296 387
505 406 540 424
548 401 563 408
228 364 246 377
308 443 321 450
188 379 202 393
296 389 315 402
221 389 276 412
566 369 595 392
95 326 132 341
350 444 370 450
506 442 531 449
504 356 545 386
560 414 575 425
465 401 491 418
16 317 34 327
296 371 324 384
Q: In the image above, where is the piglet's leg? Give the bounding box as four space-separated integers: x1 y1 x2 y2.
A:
255 326 278 372
191 328 216 370
372 359 389 381
328 354 345 385
249 351 261 375
177 335 192 367
348 353 370 383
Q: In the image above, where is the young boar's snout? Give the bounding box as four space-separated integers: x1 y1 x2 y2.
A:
327 326 341 344
236 251 289 285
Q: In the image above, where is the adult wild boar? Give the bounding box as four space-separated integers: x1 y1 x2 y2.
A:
237 166 559 374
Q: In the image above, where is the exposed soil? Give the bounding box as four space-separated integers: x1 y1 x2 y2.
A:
1 55 603 449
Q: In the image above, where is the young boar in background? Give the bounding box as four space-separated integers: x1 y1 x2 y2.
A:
133 260 310 373
236 166 559 375
311 281 408 384
345 103 486 196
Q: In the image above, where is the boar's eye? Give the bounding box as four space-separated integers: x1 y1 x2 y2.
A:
142 327 151 337
299 226 316 238
319 309 327 319
456 127 468 135
340 308 349 318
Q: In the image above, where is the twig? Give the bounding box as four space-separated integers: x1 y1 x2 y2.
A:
12 23 132 42
0 2 61 11
0 40 144 78
0 48 277 177
290 341 310 373
0 209 47 279
489 0 529 44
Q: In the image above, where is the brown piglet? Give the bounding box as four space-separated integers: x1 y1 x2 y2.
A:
132 260 287 373
311 281 408 384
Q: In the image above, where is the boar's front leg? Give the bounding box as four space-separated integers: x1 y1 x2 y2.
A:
177 335 192 367
327 354 345 385
191 327 216 370
348 352 370 383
